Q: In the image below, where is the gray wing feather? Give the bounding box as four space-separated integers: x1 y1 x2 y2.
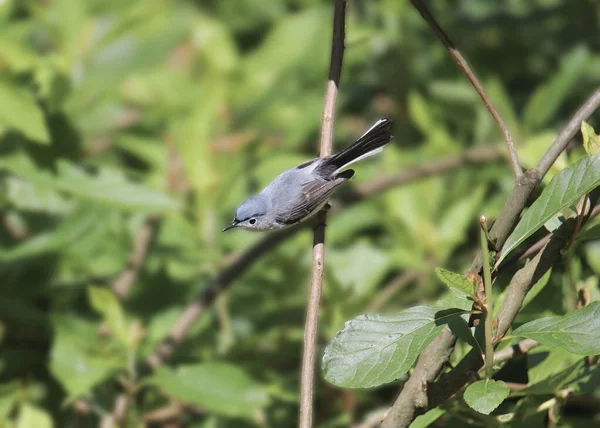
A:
276 178 345 225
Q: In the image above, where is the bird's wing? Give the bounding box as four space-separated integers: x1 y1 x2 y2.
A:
276 176 348 225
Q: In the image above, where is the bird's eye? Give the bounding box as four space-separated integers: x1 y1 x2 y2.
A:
249 218 257 225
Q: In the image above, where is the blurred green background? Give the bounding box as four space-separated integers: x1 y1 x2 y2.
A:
1 0 600 426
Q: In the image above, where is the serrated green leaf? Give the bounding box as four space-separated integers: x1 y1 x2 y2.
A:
16 404 53 428
0 80 50 144
581 121 600 156
322 307 464 388
434 268 475 297
499 154 600 264
513 302 600 355
144 363 270 418
88 286 129 347
464 379 509 415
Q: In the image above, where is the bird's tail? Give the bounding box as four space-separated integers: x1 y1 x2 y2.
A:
326 118 393 175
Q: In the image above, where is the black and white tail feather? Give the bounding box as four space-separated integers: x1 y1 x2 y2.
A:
322 118 393 177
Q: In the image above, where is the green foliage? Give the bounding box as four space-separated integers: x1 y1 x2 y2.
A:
1 0 599 426
144 364 270 418
581 121 600 156
16 404 53 428
0 80 50 144
463 379 510 415
322 307 464 388
513 302 600 354
434 267 476 297
500 154 600 263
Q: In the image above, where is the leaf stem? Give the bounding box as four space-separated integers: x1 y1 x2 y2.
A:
480 216 494 379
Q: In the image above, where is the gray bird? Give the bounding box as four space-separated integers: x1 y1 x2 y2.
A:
223 118 393 231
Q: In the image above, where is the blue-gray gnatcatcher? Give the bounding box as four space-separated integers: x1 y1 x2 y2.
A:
223 118 393 231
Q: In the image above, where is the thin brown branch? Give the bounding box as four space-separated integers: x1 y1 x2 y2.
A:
408 0 521 178
493 338 539 365
100 394 128 428
300 1 346 426
344 145 504 202
381 89 600 427
112 214 160 299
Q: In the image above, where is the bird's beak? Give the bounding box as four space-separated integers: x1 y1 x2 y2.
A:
222 220 238 232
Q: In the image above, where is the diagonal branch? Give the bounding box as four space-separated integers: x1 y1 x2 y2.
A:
300 1 346 426
380 89 600 427
409 0 522 178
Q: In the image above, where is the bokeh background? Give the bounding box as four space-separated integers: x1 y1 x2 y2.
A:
1 0 600 426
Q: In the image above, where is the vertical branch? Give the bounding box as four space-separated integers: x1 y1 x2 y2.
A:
299 1 346 427
409 0 522 178
479 216 494 379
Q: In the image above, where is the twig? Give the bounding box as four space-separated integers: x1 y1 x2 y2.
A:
344 145 504 202
300 1 346 427
493 338 539 365
479 217 494 379
381 89 600 427
99 395 128 428
113 214 160 299
408 0 521 178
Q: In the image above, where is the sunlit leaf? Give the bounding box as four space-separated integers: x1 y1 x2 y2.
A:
16 404 53 428
88 286 129 347
500 154 600 264
322 307 464 388
50 317 124 403
434 268 475 298
513 302 600 355
0 79 50 144
464 379 509 415
581 121 600 156
144 364 270 418
0 154 179 212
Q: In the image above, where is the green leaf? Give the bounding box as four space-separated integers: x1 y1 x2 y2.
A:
499 154 600 264
514 359 594 397
0 154 179 213
50 317 124 402
0 206 98 261
523 47 588 132
16 404 53 428
581 121 600 156
144 363 270 418
322 307 464 388
463 379 509 415
409 407 444 428
434 267 475 297
513 302 600 355
88 286 129 347
0 79 50 144
328 242 391 297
